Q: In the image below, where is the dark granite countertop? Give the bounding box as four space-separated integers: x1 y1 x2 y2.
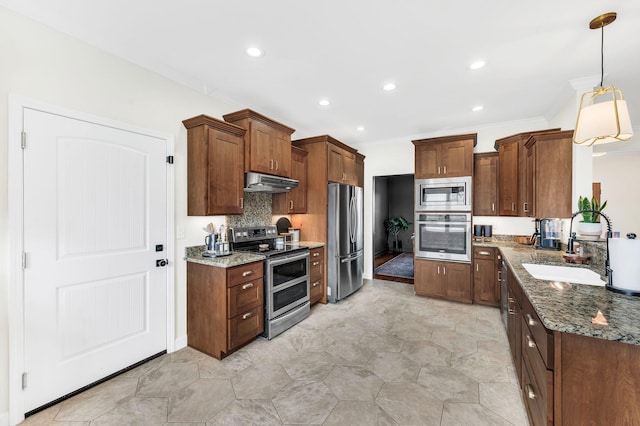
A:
499 245 640 346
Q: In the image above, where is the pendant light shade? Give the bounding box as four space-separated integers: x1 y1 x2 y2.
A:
574 85 633 146
573 12 633 146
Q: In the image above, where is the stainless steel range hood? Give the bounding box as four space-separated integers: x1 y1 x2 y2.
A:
244 172 298 193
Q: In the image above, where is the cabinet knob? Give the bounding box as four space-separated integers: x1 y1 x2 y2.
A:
526 335 537 349
512 202 516 211
242 311 254 320
526 313 536 326
275 160 279 170
240 198 244 209
313 252 320 257
242 270 254 277
290 200 294 210
241 282 254 290
312 281 319 287
523 202 529 212
437 166 441 175
492 203 495 212
476 263 479 272
443 166 447 174
478 251 491 256
443 266 446 275
313 261 320 266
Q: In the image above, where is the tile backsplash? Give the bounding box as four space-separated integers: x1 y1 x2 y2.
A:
227 192 272 227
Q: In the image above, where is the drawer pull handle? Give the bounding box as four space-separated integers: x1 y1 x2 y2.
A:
312 281 320 287
313 261 320 266
313 253 320 257
497 270 503 282
526 314 536 326
526 335 537 349
242 271 253 277
491 202 495 212
242 283 254 290
242 312 254 320
526 384 536 400
478 251 490 256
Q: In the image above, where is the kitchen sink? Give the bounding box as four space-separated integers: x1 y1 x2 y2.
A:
522 263 606 286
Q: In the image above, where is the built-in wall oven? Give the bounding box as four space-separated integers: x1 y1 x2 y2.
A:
415 176 472 211
414 212 472 262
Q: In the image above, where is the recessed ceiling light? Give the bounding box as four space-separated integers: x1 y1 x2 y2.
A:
246 47 264 57
318 99 330 106
592 152 607 157
472 105 484 112
469 60 486 70
383 83 397 91
357 126 365 132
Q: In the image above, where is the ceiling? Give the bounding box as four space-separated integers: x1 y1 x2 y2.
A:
3 0 640 146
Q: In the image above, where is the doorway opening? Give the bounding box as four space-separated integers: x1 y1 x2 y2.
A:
372 174 414 284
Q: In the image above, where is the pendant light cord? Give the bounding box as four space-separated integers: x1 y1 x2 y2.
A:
599 25 604 87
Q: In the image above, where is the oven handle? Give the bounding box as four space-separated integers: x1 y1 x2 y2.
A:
267 251 310 267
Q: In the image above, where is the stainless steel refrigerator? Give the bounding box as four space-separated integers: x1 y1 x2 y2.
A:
327 183 364 302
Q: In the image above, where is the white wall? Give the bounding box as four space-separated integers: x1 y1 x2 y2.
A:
593 151 640 236
0 7 237 420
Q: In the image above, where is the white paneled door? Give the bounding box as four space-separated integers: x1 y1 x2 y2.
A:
22 108 168 412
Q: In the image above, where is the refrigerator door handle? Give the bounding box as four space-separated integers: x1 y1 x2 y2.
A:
349 195 357 243
340 251 363 263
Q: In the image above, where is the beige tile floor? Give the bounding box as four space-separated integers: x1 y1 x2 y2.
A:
20 279 529 425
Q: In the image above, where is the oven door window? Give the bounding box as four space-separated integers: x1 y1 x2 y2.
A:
272 280 308 315
418 223 468 254
272 258 307 289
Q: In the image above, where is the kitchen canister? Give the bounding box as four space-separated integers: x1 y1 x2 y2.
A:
288 228 300 243
608 237 640 293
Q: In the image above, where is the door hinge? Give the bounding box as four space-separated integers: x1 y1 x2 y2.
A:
21 132 27 149
22 372 28 389
166 155 174 164
22 252 27 269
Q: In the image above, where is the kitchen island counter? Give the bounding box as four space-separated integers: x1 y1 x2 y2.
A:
500 245 640 346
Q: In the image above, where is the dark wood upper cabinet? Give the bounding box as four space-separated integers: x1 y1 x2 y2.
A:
473 152 499 216
182 114 246 216
223 109 295 178
273 146 308 214
413 133 476 179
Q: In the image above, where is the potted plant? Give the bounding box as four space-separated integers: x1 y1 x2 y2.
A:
384 216 412 252
577 195 607 240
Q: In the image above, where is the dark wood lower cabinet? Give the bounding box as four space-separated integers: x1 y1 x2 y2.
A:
414 259 471 303
504 260 640 425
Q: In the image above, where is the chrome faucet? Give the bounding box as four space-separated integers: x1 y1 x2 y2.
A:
567 209 613 285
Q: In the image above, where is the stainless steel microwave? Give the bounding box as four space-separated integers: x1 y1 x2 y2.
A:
415 176 471 211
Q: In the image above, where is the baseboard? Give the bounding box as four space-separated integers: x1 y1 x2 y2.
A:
174 335 188 352
0 411 8 426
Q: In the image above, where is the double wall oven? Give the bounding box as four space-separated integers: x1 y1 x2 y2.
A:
230 225 309 339
415 176 472 263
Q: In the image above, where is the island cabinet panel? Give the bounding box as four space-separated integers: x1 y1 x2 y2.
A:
413 133 476 178
414 259 471 303
473 152 499 216
555 332 640 425
223 108 295 178
187 261 264 359
273 146 308 214
183 115 246 216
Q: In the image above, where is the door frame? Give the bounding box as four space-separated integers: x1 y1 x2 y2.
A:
7 95 176 425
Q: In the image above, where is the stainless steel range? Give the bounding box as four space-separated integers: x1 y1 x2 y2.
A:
229 225 310 339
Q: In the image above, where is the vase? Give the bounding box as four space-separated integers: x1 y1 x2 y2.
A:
577 222 602 241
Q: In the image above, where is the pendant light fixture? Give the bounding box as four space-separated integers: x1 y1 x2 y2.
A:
573 12 633 146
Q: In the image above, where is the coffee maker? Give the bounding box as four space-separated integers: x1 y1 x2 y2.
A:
533 218 562 250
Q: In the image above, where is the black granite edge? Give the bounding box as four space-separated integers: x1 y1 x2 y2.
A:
499 246 640 346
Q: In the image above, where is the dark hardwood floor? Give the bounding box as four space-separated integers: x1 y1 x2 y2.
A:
374 251 414 285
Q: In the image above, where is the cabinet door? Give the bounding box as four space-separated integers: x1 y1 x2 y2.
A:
272 130 291 177
507 281 522 380
356 154 365 188
498 142 519 216
414 259 444 297
248 120 276 175
342 149 357 185
443 262 471 302
524 144 535 217
473 153 498 216
208 127 244 215
441 140 473 177
473 258 497 306
415 144 440 178
289 148 307 213
327 144 345 183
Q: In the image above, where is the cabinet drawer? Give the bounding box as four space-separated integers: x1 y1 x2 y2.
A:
227 278 263 318
473 246 495 259
522 336 553 426
521 296 553 369
310 276 324 304
227 261 264 287
310 247 324 261
310 258 323 280
228 304 264 350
